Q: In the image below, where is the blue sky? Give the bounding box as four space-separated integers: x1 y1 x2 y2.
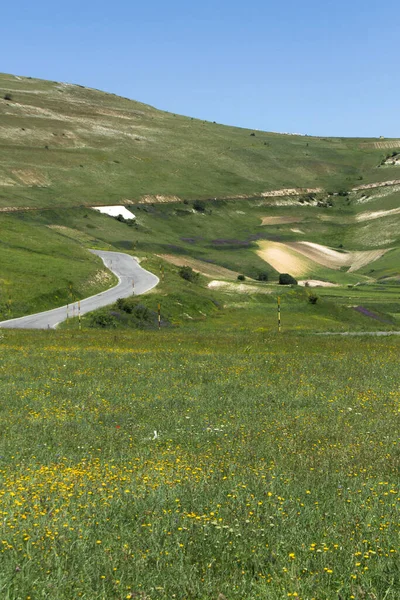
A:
1 0 398 136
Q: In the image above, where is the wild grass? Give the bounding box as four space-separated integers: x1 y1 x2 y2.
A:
0 325 398 599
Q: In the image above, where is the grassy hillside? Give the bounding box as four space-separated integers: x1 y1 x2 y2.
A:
1 194 400 322
1 72 400 209
0 71 399 324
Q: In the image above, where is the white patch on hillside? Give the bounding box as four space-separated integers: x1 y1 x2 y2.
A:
208 281 271 294
92 205 135 220
298 280 338 288
356 207 400 222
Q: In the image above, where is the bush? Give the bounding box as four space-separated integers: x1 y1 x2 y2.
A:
88 310 117 328
116 297 136 314
193 200 206 212
3 93 12 101
256 272 269 282
279 273 298 285
179 266 199 283
237 274 246 281
308 293 319 305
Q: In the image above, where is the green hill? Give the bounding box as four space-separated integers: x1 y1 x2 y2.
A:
1 72 400 209
0 72 400 325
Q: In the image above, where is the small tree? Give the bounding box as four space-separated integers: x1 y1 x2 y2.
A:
279 273 298 285
237 274 246 281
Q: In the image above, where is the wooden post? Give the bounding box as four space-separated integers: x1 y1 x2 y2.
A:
277 296 281 333
158 303 161 330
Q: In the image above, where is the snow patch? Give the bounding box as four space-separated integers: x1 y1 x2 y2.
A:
92 205 135 220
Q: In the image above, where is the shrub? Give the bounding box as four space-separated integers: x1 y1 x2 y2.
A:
3 93 12 101
88 310 117 328
193 200 206 212
237 274 246 281
308 293 319 305
116 297 136 314
256 272 269 282
279 273 298 285
179 266 199 283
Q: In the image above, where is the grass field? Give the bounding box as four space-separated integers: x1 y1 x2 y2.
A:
0 323 398 599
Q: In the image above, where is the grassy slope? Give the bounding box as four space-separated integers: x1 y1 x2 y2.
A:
0 213 117 319
1 72 400 209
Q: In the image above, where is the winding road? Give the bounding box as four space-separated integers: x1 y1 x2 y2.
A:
0 250 159 330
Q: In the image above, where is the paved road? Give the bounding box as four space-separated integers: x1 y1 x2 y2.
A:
0 250 159 330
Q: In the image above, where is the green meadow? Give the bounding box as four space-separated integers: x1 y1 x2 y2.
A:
0 324 399 599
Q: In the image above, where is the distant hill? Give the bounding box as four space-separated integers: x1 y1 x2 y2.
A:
1 72 400 209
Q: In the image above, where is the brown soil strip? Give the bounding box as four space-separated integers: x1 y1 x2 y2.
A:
158 254 241 279
260 216 303 225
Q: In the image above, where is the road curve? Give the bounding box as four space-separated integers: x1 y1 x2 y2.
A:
0 250 159 330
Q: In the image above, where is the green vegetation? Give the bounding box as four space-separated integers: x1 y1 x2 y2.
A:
0 213 117 319
279 273 298 285
179 265 200 284
1 193 400 321
0 323 398 599
0 72 400 324
1 71 400 600
1 72 400 211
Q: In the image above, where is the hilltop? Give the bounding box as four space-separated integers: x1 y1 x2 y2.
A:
1 72 400 209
